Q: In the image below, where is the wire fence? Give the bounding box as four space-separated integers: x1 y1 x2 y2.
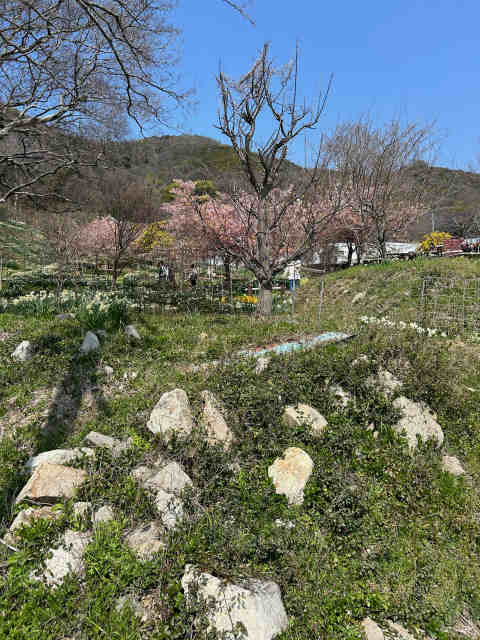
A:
419 276 480 335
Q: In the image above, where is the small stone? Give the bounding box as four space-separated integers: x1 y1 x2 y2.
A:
145 462 193 495
377 368 403 397
182 565 288 640
268 447 314 505
361 617 384 640
93 506 115 523
5 506 60 543
352 291 366 305
56 313 74 321
80 331 100 354
392 396 444 451
26 448 94 473
201 390 234 449
42 530 92 588
386 621 416 640
330 384 352 407
352 354 370 367
274 519 295 530
125 325 141 341
155 489 184 530
147 389 194 439
125 522 165 559
116 594 150 622
12 340 33 362
103 365 114 376
442 455 465 476
198 332 208 342
282 404 327 436
255 356 271 374
16 464 87 504
84 431 129 454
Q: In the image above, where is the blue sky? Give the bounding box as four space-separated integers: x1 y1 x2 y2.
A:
163 0 479 170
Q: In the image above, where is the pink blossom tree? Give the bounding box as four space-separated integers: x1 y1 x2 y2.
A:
76 176 155 285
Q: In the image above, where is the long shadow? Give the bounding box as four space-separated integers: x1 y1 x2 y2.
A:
36 336 108 453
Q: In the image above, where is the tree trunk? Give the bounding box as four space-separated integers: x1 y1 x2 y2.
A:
224 254 231 289
347 243 354 267
257 281 273 316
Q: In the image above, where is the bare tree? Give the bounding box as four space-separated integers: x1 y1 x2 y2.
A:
0 0 184 204
215 43 345 315
326 118 436 259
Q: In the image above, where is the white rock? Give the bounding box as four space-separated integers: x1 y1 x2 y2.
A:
93 506 115 524
155 489 184 530
282 404 327 436
146 462 193 495
182 565 288 640
147 389 194 439
80 331 100 354
274 519 295 530
84 431 129 454
352 354 370 367
26 448 94 473
361 617 384 640
386 620 416 640
125 522 165 559
201 390 234 449
330 384 352 407
42 530 92 588
268 447 314 505
392 396 444 451
442 455 465 476
104 365 114 376
73 502 91 518
377 368 403 397
12 340 33 362
116 594 150 621
255 356 271 374
125 324 141 341
4 506 60 544
352 291 366 305
16 464 87 504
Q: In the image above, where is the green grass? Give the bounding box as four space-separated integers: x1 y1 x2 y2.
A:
1 258 480 639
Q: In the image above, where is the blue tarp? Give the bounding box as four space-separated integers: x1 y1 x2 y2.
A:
238 332 352 359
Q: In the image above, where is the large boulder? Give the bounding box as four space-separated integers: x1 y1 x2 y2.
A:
147 389 194 439
268 447 314 505
201 390 234 449
182 565 288 640
26 448 94 473
125 522 165 559
42 530 92 588
392 396 444 451
16 464 87 504
282 404 327 436
12 340 33 362
80 331 100 354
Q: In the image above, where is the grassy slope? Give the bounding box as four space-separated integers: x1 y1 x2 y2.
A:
0 259 479 639
0 220 49 269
